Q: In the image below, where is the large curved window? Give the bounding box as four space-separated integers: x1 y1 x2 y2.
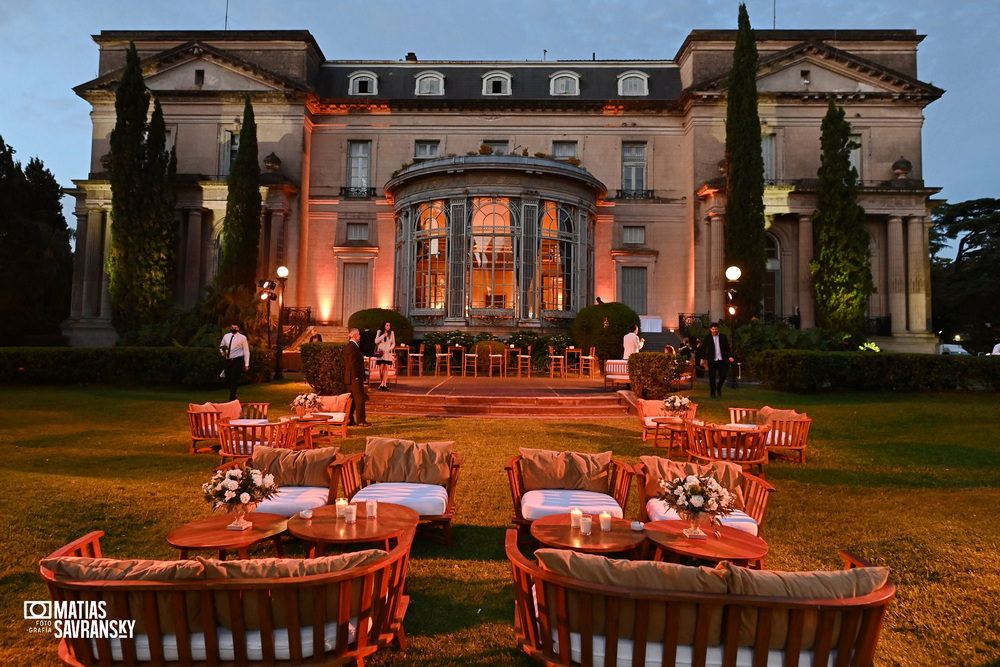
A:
538 201 574 311
413 201 448 309
469 198 515 310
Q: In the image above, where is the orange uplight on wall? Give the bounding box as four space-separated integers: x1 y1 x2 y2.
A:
601 104 626 115
697 184 720 199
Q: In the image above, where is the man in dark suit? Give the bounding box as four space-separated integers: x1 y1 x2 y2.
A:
700 322 733 398
343 328 370 426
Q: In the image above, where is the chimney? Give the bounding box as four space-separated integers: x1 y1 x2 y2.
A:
405 52 417 62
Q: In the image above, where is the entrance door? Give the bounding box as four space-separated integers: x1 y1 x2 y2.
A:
341 262 370 324
619 266 647 315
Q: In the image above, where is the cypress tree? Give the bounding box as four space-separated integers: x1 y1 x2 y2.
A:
107 42 177 335
810 100 874 336
216 97 261 293
723 3 766 321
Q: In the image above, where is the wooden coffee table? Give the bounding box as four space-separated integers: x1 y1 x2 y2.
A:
287 502 419 556
530 513 645 555
645 520 768 567
651 416 687 454
167 512 288 559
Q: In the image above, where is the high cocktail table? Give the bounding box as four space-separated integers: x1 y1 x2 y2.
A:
645 520 768 567
167 512 287 559
287 502 419 556
530 513 645 555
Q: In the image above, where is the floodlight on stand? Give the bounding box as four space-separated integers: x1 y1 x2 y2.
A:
728 305 737 316
276 265 289 279
260 292 271 301
725 265 742 282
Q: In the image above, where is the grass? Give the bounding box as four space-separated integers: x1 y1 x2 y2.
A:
1 380 999 666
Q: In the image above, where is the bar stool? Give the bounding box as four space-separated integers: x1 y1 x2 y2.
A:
488 349 504 377
578 346 598 379
407 343 425 377
463 348 478 376
517 345 532 377
434 344 450 376
548 345 566 378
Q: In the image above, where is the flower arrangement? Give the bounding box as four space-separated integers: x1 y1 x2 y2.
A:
663 394 691 414
657 474 734 538
291 392 322 412
203 466 278 511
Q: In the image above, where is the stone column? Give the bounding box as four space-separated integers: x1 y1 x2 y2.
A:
709 214 725 319
887 216 907 334
80 209 105 317
183 209 204 308
907 216 928 333
68 211 89 318
796 214 814 329
98 213 112 319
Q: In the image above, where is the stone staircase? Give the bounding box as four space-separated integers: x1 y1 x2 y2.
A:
367 391 630 419
637 329 683 352
288 325 348 349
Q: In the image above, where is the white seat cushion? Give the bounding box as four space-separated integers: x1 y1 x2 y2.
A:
521 489 623 521
311 411 347 422
256 487 330 517
643 416 681 428
765 431 793 447
645 499 758 536
354 482 448 516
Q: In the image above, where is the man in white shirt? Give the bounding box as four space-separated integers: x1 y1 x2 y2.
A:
623 325 644 359
219 324 250 400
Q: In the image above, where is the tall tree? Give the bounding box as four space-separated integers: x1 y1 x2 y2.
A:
0 137 73 344
216 96 261 295
724 3 766 321
107 42 177 336
810 100 874 336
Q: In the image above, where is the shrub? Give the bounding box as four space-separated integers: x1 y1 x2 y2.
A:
507 330 539 350
347 309 414 344
473 340 507 372
0 346 272 387
572 302 639 365
300 342 346 395
628 352 687 399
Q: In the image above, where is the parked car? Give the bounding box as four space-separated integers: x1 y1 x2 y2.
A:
938 343 971 355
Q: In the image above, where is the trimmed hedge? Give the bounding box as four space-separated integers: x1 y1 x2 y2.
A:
347 308 414 344
572 302 640 366
749 350 1000 392
300 342 347 395
0 346 274 387
628 352 688 399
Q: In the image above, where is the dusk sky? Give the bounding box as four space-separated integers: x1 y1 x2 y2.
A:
2 0 996 253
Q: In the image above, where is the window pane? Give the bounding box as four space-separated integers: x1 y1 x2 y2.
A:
762 134 776 183
346 222 369 241
553 76 576 95
622 226 645 244
418 77 441 95
347 141 371 188
553 141 577 159
469 198 515 309
415 140 440 159
483 141 508 155
849 134 862 179
620 266 647 315
622 142 647 191
414 202 447 309
622 76 645 95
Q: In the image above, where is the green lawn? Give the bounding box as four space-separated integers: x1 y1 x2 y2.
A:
1 381 998 666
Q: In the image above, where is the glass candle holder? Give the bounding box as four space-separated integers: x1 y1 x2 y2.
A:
366 498 378 519
570 507 583 528
335 498 348 518
344 503 357 524
599 511 612 532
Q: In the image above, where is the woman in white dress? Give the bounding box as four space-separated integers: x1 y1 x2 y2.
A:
374 322 396 390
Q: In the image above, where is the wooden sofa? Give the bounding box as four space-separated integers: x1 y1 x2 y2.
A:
39 529 414 666
729 406 813 464
217 446 341 518
507 529 896 667
603 359 630 389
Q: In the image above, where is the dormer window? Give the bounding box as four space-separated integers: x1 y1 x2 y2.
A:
348 71 378 96
617 71 649 96
482 70 512 96
415 71 445 96
549 71 580 96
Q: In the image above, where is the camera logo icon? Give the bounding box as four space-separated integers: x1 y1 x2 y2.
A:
24 601 52 620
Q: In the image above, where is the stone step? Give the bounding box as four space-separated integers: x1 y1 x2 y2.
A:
366 391 629 418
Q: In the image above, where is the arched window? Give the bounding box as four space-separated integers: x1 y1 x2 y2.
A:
412 201 447 309
549 71 580 96
538 201 575 311
415 71 444 96
763 233 781 319
617 70 649 96
482 70 512 96
348 71 378 95
469 198 515 309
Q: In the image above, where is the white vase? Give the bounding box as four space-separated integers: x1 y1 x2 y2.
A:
226 503 257 531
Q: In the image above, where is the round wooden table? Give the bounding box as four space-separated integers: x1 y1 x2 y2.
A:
167 512 288 559
287 502 419 556
651 416 687 455
530 513 645 555
645 520 768 567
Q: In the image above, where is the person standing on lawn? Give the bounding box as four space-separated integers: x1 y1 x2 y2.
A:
343 328 370 426
219 323 250 400
373 321 396 391
699 322 733 398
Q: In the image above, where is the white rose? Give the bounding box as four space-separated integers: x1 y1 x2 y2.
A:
251 471 263 485
239 492 251 504
224 490 235 500
224 479 239 490
690 495 705 508
685 475 699 484
263 473 275 486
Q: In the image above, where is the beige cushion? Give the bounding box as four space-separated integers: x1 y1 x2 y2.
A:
636 398 669 418
252 445 340 488
756 405 805 425
723 561 891 649
318 393 351 413
639 456 746 511
188 402 218 413
519 448 613 493
210 400 242 422
536 549 727 645
363 437 454 485
199 550 387 630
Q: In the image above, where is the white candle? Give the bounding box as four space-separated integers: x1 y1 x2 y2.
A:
344 503 357 524
579 515 593 536
366 498 378 519
570 507 583 528
335 498 348 518
599 511 612 532
298 509 313 520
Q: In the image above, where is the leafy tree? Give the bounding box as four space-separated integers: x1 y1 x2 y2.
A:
930 198 1000 350
216 97 261 295
0 137 73 344
723 3 766 321
107 42 177 337
810 100 874 337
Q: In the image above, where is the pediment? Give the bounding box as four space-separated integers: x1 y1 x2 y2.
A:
757 57 894 94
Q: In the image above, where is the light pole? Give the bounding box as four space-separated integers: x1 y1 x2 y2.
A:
257 279 278 348
725 265 741 389
274 265 289 380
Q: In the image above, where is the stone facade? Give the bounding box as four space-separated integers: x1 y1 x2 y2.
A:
64 28 942 351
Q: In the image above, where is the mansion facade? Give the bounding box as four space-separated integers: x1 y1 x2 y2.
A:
64 28 942 351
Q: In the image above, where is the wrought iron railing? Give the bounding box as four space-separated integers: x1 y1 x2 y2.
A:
678 313 709 336
278 307 312 346
339 186 377 199
615 189 655 200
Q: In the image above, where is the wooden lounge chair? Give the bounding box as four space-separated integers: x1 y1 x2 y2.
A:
729 406 813 464
217 419 296 463
186 400 270 454
684 420 770 476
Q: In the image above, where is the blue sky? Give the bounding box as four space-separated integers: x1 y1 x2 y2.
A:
2 0 996 244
